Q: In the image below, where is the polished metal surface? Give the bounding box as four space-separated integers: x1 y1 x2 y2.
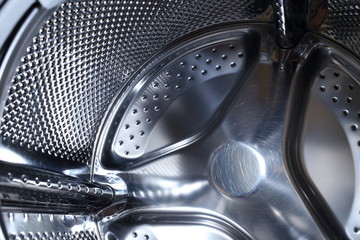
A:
211 143 266 198
286 33 360 239
2 211 100 240
105 27 260 168
99 208 252 240
0 0 273 178
0 162 113 212
0 0 359 239
273 0 308 48
94 24 326 239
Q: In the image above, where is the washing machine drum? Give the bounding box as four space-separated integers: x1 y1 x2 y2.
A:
0 0 359 239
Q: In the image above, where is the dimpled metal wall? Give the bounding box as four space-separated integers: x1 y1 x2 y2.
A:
0 0 271 165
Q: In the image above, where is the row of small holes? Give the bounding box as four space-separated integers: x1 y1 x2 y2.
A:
132 232 149 239
7 172 104 195
319 84 354 92
117 44 243 156
318 72 360 146
1 0 262 164
319 70 360 234
8 212 93 221
9 230 97 240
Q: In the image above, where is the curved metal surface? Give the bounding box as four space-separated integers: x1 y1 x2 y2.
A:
99 26 261 169
0 0 359 239
3 212 100 240
0 0 273 178
94 24 326 239
0 162 113 212
99 207 253 240
286 32 360 239
273 0 308 48
0 0 275 238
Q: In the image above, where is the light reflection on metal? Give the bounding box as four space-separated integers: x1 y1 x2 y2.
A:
94 25 327 239
0 0 358 239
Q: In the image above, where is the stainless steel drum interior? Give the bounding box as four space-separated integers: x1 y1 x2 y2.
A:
0 0 359 239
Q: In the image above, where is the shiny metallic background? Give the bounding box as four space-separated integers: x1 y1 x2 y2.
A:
0 0 359 239
0 0 272 173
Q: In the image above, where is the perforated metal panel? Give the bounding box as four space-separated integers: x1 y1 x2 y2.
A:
311 0 360 56
1 0 359 239
113 39 249 163
3 212 100 240
0 0 272 166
